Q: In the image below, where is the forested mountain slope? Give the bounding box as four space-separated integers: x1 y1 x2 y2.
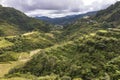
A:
8 28 120 80
0 1 120 80
95 1 120 26
4 2 120 80
36 11 97 25
0 5 52 36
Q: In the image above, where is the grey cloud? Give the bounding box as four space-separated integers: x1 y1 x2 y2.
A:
1 0 83 11
0 0 120 17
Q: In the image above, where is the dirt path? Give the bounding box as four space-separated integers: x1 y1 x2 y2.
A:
0 44 65 78
0 61 25 77
18 49 41 62
0 49 41 78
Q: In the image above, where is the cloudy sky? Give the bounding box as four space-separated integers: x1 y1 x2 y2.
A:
0 0 119 18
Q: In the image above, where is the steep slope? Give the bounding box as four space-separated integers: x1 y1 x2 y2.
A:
35 11 97 25
0 20 21 36
0 26 62 64
1 1 120 80
95 1 120 26
59 2 120 41
8 29 120 80
59 17 102 41
0 5 52 36
5 1 120 80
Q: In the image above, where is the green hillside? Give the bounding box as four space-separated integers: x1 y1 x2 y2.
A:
0 1 120 80
0 30 59 62
8 28 120 80
95 1 120 26
0 5 52 36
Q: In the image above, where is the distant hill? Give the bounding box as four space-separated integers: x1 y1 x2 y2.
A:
95 1 120 26
7 1 120 80
35 11 97 25
0 5 52 36
1 1 120 80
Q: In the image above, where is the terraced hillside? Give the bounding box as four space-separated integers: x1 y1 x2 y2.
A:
0 31 58 62
0 1 120 80
0 31 59 79
7 28 120 80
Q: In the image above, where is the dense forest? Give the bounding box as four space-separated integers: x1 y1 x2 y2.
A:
0 1 120 80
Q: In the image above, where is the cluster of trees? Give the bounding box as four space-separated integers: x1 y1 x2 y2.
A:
1 1 120 80
5 32 56 51
0 51 19 62
95 1 120 26
8 29 120 79
0 5 53 37
0 32 56 62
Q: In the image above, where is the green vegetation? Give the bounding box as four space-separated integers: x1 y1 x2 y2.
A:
95 1 120 26
0 38 13 48
0 31 57 63
0 6 53 36
0 52 19 62
0 22 21 36
0 1 120 80
8 29 120 80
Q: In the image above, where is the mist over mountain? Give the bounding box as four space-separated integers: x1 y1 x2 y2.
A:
35 11 97 25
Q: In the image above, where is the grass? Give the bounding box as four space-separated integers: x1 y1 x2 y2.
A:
98 30 108 33
0 49 41 78
22 31 38 36
9 28 120 79
45 33 55 38
0 77 29 80
18 52 30 61
0 39 13 48
38 75 58 80
0 61 25 78
0 52 27 77
0 52 20 62
0 23 21 36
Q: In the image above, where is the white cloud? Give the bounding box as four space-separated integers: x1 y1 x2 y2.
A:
0 0 120 18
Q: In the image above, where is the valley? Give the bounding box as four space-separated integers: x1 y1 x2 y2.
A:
0 1 120 80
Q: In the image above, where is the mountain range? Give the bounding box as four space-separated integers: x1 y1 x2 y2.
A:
0 1 120 80
35 11 97 25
